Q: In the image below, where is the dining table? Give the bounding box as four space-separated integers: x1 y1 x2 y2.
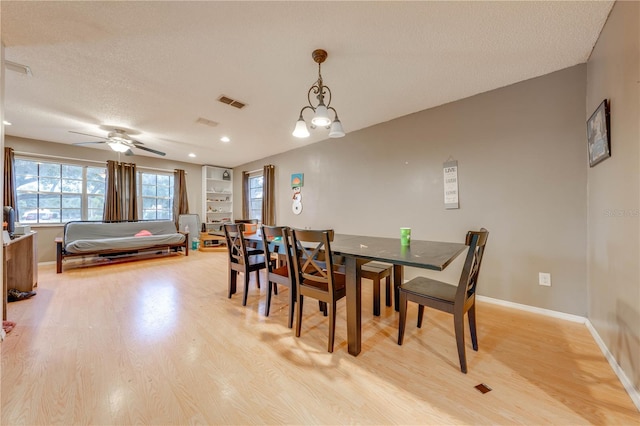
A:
245 231 466 356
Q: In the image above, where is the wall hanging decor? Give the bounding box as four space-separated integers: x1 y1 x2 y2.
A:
443 158 459 209
291 173 304 215
587 99 611 167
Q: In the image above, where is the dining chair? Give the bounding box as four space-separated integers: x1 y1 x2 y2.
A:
360 261 393 316
397 228 489 373
290 228 346 353
260 225 296 328
223 223 267 306
235 219 263 255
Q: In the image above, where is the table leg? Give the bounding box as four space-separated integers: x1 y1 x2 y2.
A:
394 264 404 312
345 256 363 356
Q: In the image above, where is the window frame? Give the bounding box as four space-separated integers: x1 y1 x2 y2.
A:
248 171 263 222
138 170 175 221
14 155 106 226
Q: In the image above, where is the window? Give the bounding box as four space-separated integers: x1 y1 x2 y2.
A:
15 158 105 224
249 173 263 222
140 172 174 220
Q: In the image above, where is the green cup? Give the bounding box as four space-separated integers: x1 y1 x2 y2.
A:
400 227 411 246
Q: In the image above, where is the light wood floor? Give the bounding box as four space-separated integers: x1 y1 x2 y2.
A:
2 251 638 425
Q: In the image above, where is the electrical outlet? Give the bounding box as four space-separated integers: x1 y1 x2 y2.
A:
539 272 551 286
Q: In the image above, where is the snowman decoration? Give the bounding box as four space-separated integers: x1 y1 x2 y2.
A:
292 187 303 215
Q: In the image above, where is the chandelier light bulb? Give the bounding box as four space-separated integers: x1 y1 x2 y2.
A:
311 104 331 127
329 118 345 138
292 119 310 138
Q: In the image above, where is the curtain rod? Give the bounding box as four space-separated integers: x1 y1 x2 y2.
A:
14 151 105 165
13 151 184 173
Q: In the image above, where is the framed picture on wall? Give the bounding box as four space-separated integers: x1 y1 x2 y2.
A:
587 99 611 167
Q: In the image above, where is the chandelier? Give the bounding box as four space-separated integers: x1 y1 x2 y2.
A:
292 49 345 139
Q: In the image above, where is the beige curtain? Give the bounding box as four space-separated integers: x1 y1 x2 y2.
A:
104 160 137 221
242 171 250 219
262 164 275 225
3 147 17 216
173 169 189 229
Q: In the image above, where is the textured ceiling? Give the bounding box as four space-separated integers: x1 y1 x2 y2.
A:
1 1 613 167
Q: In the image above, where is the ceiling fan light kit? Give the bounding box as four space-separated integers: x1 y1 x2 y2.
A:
292 49 345 139
107 141 130 153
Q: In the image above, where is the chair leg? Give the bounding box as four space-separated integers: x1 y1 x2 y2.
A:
417 305 425 328
242 273 250 306
228 270 237 298
273 282 278 295
454 313 467 373
385 275 392 307
468 304 478 351
373 277 381 316
319 301 328 316
255 270 261 289
295 295 304 337
398 291 407 345
328 301 337 353
287 289 295 329
265 281 273 316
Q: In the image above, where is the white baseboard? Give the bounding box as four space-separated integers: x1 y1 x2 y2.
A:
585 320 640 411
477 295 640 412
477 295 586 323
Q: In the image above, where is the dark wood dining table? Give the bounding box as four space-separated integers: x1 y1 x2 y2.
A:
329 234 466 356
246 231 466 356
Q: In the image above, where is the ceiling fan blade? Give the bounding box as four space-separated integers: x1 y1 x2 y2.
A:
73 141 107 146
134 145 166 156
124 149 135 156
69 130 107 140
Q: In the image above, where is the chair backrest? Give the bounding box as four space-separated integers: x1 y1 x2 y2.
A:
456 228 489 304
223 223 250 265
260 225 294 276
289 229 339 293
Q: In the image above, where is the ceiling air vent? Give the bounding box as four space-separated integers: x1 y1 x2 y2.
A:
217 95 246 109
196 117 219 127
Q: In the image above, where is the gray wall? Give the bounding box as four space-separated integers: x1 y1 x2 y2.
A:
586 1 640 395
235 64 589 316
4 136 203 263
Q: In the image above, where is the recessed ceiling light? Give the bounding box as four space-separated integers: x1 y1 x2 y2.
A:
220 136 231 143
3 120 12 126
188 153 196 158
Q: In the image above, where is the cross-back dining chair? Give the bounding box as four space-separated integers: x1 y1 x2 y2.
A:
397 228 489 373
223 223 267 306
290 228 346 353
234 219 263 255
260 225 296 328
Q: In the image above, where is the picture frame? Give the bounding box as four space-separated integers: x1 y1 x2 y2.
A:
587 99 611 167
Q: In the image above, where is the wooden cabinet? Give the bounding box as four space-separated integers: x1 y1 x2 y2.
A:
3 231 38 320
202 165 233 234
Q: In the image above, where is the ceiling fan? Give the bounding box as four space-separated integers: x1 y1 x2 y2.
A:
69 129 166 156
